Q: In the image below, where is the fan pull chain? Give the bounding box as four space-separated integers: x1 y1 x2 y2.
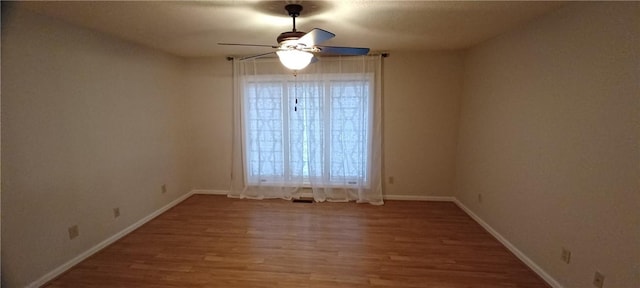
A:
293 72 298 112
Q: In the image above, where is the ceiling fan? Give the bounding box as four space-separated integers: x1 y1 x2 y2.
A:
218 4 370 70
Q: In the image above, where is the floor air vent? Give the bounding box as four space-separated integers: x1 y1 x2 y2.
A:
292 197 314 203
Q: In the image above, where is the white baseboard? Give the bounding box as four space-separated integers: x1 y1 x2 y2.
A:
452 199 563 288
191 189 228 195
192 191 456 202
27 191 196 288
383 194 455 202
194 191 443 202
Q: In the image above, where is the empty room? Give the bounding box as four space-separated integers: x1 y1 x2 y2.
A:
1 1 638 287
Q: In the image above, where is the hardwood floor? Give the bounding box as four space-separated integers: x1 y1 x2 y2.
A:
45 195 550 288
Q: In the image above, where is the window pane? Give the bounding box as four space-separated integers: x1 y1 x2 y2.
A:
330 81 369 182
288 81 323 179
244 76 371 186
246 82 284 179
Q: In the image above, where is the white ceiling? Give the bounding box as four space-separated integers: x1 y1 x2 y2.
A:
16 1 565 58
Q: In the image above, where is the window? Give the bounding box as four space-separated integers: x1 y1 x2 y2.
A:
244 74 373 187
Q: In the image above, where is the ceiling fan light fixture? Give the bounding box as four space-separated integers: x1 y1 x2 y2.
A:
276 50 313 70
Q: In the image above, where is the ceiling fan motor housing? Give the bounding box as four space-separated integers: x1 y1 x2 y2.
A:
277 31 306 44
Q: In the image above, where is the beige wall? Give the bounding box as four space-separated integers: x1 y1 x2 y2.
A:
184 52 464 197
455 2 639 287
1 8 191 287
185 58 233 191
383 52 463 197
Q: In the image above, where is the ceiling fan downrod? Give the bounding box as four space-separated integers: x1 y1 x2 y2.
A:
285 4 303 32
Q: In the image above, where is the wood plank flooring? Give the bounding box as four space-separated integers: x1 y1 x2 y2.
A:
45 195 550 288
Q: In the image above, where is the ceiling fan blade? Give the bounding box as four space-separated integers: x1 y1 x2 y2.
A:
317 46 370 55
240 51 276 61
299 28 335 47
218 43 278 48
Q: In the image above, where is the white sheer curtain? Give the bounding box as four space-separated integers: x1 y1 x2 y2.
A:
229 55 383 205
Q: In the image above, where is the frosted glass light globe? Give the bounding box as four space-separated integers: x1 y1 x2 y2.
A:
276 50 313 70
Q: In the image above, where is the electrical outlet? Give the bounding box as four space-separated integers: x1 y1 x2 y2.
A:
561 247 571 264
593 271 605 288
478 193 483 203
113 207 120 218
388 176 394 184
68 225 79 240
161 184 167 194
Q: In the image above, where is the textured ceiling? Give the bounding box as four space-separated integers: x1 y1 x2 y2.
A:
14 1 565 58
